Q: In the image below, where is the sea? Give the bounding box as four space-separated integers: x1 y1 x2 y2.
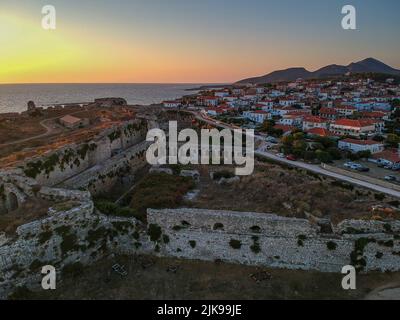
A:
0 83 215 114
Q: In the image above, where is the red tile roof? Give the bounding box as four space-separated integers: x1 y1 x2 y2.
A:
303 116 326 123
319 107 338 115
332 119 375 128
274 124 297 133
307 128 333 137
373 150 400 163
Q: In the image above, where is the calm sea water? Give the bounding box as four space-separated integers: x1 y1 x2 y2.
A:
0 83 208 114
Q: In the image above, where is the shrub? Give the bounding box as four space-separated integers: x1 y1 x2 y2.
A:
94 200 145 223
250 236 261 254
383 224 392 233
38 230 53 245
327 241 337 251
163 234 170 244
250 243 261 254
148 224 162 242
379 240 394 247
250 226 261 233
375 252 383 259
213 223 224 231
374 193 386 201
213 170 235 180
60 232 79 257
229 239 242 249
189 240 196 248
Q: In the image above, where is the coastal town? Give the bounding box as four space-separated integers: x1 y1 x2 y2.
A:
163 74 400 182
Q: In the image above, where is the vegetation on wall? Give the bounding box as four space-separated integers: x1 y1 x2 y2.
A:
0 184 5 201
108 129 122 143
250 236 261 254
229 239 242 249
94 199 146 223
148 224 162 242
23 142 98 179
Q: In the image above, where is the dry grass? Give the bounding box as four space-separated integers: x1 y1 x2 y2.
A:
17 254 400 300
190 162 393 223
0 199 51 235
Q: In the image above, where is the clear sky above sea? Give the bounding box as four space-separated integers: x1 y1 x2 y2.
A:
1 0 399 84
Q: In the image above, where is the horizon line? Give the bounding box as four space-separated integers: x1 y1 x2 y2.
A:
0 82 231 86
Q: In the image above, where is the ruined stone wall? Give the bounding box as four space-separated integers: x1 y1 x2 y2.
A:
147 208 400 273
2 196 400 298
0 193 152 299
21 120 148 187
61 140 150 195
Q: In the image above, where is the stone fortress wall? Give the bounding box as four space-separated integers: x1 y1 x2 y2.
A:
21 119 148 188
148 208 400 273
1 200 400 298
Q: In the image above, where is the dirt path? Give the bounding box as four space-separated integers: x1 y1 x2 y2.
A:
365 282 400 300
0 110 89 148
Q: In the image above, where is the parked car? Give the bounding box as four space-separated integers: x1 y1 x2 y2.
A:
350 163 362 170
344 162 356 168
385 175 397 182
276 153 285 158
355 166 370 172
266 136 278 144
286 155 297 161
377 159 392 168
392 164 400 171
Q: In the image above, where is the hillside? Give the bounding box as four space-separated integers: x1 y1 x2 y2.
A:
236 58 400 84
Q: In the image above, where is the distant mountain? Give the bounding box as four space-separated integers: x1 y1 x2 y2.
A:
236 58 400 84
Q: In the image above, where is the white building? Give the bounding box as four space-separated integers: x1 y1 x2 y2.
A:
243 110 271 123
338 139 384 154
163 100 182 108
330 119 376 137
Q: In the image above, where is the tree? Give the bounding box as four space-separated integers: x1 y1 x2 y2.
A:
304 151 317 161
386 134 400 148
281 135 294 146
357 150 371 160
391 99 400 108
327 147 342 160
316 150 332 163
392 107 400 119
372 135 385 142
293 132 305 141
260 120 274 133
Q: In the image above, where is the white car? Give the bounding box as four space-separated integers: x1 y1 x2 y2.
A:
350 164 362 170
344 162 356 168
276 153 285 158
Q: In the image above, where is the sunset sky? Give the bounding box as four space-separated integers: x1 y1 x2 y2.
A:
1 0 400 84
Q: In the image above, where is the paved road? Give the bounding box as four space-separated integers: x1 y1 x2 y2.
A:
255 150 400 198
188 110 400 198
